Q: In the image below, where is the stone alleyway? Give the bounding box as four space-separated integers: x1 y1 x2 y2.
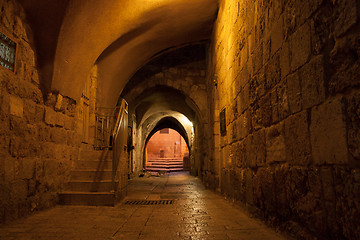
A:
0 172 285 240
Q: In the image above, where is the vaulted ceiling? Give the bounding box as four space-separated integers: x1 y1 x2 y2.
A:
18 0 218 106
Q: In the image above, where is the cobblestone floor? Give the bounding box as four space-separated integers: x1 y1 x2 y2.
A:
0 172 286 240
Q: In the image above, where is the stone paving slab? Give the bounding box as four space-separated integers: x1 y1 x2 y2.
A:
0 172 286 240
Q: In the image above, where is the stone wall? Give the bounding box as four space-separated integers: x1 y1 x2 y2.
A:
0 0 79 223
207 0 360 238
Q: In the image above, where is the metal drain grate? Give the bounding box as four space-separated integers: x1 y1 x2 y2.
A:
124 200 174 205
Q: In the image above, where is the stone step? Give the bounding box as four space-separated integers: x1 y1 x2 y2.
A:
65 181 117 192
147 161 183 165
146 167 184 172
79 150 112 161
75 160 112 170
147 159 183 162
58 191 116 206
70 170 113 181
146 160 182 163
146 165 183 169
147 158 183 162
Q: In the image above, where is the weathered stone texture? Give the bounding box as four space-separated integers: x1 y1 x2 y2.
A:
345 91 360 162
0 0 79 223
265 123 286 164
289 22 311 72
285 111 312 166
286 72 301 114
300 55 326 109
310 98 348 165
246 130 266 168
209 0 360 239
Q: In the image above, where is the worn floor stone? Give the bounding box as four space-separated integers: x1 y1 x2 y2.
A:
0 172 285 240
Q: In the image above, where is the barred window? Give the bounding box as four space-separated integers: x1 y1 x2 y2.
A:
0 31 16 72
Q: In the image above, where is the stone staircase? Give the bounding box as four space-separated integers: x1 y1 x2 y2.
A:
145 158 184 172
58 150 118 206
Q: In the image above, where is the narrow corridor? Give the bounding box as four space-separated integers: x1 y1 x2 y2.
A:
0 172 285 240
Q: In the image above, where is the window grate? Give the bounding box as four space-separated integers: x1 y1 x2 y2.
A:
124 200 174 205
0 31 16 72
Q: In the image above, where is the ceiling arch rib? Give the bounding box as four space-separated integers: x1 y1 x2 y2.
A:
145 116 191 150
128 86 201 128
51 0 218 106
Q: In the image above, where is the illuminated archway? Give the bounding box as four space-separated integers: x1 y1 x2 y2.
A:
145 128 190 172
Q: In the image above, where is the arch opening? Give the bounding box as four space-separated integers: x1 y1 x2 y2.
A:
145 128 190 173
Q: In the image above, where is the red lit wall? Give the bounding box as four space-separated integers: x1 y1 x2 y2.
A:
146 129 188 159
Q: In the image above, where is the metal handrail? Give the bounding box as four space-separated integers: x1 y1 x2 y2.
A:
111 99 128 192
112 100 127 141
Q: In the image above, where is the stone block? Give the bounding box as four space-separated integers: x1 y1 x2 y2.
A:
21 158 36 179
307 168 322 198
30 67 40 85
34 104 45 122
260 167 278 215
11 180 27 201
285 111 312 166
55 113 65 128
4 155 15 181
18 40 36 69
40 142 56 160
277 80 290 121
271 88 279 124
253 44 263 74
273 165 290 213
9 136 23 158
64 115 74 131
333 168 360 239
290 22 311 71
18 80 43 104
286 72 302 114
310 3 333 55
50 127 68 144
265 54 281 90
230 121 236 142
310 98 348 165
334 0 358 37
233 140 247 168
9 95 23 117
23 99 36 123
252 93 272 130
279 42 290 78
239 83 250 114
266 123 286 164
271 14 284 55
263 39 271 65
1 0 15 29
237 110 251 140
55 94 63 111
9 133 38 159
37 123 50 142
68 147 79 162
320 167 335 201
329 36 360 94
245 169 254 205
44 107 57 126
345 91 360 162
287 167 308 205
300 55 326 109
246 130 266 167
9 115 26 137
284 0 323 38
